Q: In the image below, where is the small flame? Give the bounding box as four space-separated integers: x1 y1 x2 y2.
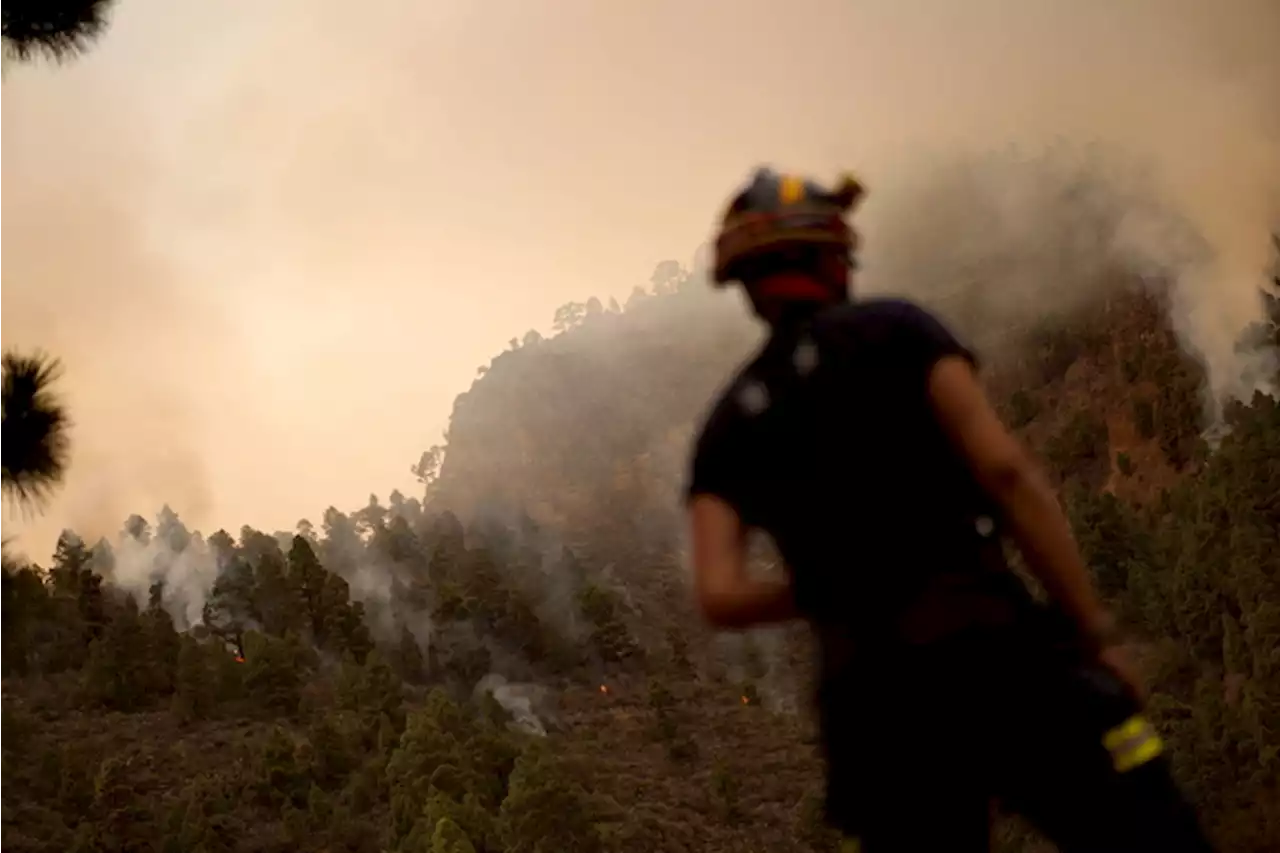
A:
599 684 609 694
235 655 246 664
740 695 750 705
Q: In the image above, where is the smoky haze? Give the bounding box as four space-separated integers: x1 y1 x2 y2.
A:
3 0 1278 558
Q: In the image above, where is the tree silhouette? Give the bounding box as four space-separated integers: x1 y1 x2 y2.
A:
2 0 117 63
3 1 121 513
1 351 71 510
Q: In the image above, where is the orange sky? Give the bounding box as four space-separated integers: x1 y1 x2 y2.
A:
3 0 1277 557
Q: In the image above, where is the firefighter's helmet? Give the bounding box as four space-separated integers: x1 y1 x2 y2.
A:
712 167 865 286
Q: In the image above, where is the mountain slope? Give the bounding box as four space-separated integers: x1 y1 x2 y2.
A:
3 198 1278 851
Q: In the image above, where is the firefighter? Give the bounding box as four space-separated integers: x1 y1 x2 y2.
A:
684 167 1215 852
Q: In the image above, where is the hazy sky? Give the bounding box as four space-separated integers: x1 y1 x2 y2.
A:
4 0 1278 556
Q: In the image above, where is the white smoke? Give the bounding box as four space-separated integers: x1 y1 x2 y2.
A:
474 672 558 737
863 147 1277 407
109 528 219 629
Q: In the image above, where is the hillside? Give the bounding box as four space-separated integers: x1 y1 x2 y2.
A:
4 207 1280 853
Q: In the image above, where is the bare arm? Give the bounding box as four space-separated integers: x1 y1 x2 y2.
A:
687 495 799 630
926 356 1114 644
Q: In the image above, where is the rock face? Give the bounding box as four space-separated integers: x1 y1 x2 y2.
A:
473 672 561 737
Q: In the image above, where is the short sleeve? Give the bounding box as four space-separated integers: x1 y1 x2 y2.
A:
882 299 978 384
684 407 746 509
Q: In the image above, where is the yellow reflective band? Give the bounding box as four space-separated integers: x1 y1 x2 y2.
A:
1103 715 1163 773
1114 734 1163 772
1102 715 1147 751
778 174 806 205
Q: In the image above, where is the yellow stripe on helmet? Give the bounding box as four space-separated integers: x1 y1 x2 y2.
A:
778 174 807 205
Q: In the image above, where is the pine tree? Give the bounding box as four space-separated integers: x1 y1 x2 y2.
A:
2 0 118 62
171 635 215 722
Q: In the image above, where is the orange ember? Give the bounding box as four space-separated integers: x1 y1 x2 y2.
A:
740 695 750 705
599 684 609 694
235 656 246 664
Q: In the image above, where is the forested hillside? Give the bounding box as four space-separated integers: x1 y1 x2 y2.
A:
4 196 1279 849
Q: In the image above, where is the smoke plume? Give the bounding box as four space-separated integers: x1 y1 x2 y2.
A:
3 0 1277 560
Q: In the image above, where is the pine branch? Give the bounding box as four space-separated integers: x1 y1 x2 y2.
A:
2 0 117 64
2 349 71 510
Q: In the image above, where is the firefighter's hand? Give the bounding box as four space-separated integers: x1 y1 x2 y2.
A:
1098 643 1146 703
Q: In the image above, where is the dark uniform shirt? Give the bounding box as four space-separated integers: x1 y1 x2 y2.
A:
685 299 1217 851
686 297 1030 657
